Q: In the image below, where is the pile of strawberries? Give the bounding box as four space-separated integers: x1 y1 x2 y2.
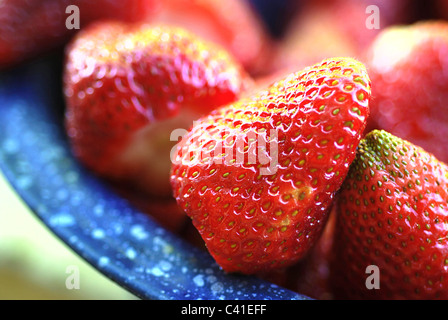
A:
2 0 448 300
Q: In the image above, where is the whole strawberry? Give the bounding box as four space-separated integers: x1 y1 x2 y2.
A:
64 21 251 197
366 21 448 164
331 130 448 300
170 57 371 274
0 0 156 68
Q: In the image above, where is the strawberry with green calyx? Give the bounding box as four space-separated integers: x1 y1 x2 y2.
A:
64 21 252 198
331 130 448 299
170 57 371 275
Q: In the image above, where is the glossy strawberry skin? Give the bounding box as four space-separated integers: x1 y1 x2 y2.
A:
171 57 371 274
64 21 251 197
366 21 448 164
0 0 156 69
331 130 448 300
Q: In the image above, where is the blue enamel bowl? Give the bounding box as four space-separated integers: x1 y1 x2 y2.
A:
0 50 309 301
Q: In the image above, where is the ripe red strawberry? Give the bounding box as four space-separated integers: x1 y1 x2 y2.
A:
259 206 337 299
330 130 448 300
148 0 274 76
365 21 448 164
64 21 252 197
273 0 410 74
0 0 157 69
170 57 371 274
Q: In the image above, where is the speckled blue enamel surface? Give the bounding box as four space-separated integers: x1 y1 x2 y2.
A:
0 55 310 300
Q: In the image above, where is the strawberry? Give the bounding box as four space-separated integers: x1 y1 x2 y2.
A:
148 0 274 76
0 0 157 69
64 21 252 198
291 205 337 300
365 21 448 164
330 130 448 300
170 57 371 274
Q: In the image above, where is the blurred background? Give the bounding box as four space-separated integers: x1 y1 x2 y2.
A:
1 0 447 300
0 172 138 299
